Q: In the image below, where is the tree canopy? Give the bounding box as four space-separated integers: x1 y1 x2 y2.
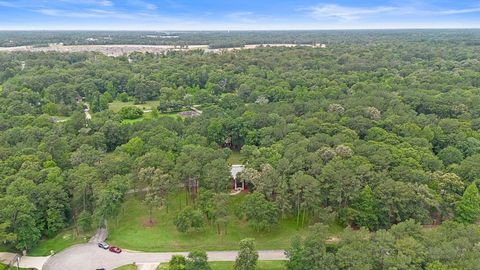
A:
1 30 480 260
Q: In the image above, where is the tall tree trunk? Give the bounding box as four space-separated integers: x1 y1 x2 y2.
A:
73 211 78 237
83 187 87 212
185 182 190 205
296 194 301 229
301 208 307 228
179 195 182 211
148 207 152 224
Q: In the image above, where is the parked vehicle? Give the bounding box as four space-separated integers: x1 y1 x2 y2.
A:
109 246 122 253
98 242 109 249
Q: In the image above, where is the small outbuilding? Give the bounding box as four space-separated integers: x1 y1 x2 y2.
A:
231 165 245 190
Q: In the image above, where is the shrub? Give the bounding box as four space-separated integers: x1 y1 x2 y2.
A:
119 106 143 120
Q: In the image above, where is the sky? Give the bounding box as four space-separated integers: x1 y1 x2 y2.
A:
0 0 480 30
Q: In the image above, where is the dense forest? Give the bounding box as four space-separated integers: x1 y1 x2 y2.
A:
1 29 480 48
1 31 480 269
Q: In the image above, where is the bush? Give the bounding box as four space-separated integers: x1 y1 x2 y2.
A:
244 192 279 232
118 93 130 102
169 255 186 270
174 207 204 233
186 251 211 270
119 106 143 120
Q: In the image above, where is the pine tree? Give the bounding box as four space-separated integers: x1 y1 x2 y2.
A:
455 183 480 223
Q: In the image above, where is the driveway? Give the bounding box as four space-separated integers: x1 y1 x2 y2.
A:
43 244 286 270
0 252 16 264
0 252 49 270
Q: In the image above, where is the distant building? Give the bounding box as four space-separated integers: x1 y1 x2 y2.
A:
178 110 200 117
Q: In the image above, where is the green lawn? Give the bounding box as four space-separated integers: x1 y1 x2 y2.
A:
209 261 286 270
28 229 91 256
157 261 286 270
113 264 137 270
109 100 160 113
29 190 341 255
107 191 339 252
120 111 181 124
0 263 34 270
121 111 153 124
227 151 242 165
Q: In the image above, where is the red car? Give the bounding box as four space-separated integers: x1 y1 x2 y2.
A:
109 246 122 253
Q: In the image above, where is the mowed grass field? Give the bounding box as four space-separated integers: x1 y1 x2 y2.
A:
30 191 341 255
109 100 160 113
106 191 339 252
108 100 183 124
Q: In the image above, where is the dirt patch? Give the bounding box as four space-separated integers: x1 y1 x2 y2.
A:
326 236 340 243
142 218 155 228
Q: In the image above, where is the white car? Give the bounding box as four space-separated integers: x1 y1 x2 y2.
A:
98 242 109 249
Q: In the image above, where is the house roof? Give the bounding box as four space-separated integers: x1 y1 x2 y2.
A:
231 165 245 179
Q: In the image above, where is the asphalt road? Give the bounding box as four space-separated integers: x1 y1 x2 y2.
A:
42 243 286 270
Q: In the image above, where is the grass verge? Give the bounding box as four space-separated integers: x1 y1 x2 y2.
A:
28 229 91 256
113 264 137 270
157 261 287 270
0 263 34 270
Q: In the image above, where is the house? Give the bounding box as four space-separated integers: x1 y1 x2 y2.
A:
231 165 245 190
178 110 200 117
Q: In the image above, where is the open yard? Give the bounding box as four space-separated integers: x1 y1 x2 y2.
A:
106 191 340 252
109 100 160 113
109 100 184 124
29 191 341 255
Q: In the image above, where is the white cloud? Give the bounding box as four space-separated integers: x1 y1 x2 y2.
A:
97 0 113 6
303 4 397 21
34 8 136 19
438 7 480 15
0 1 20 8
302 3 480 21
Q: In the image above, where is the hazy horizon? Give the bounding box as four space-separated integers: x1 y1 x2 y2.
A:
1 0 480 30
